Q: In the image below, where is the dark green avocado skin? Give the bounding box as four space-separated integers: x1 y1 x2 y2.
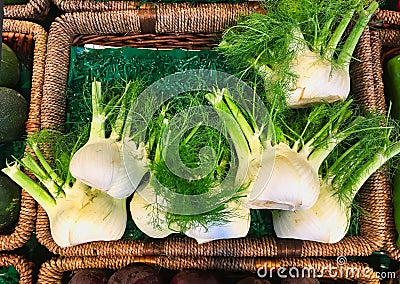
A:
0 87 28 143
0 174 21 232
4 0 29 4
0 42 20 88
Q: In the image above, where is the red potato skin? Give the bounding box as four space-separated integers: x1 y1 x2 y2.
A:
281 278 320 284
68 269 111 284
107 264 161 284
236 276 271 284
170 270 223 284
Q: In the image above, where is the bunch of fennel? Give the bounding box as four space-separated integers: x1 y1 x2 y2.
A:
205 88 358 212
207 87 400 244
128 85 355 243
1 79 147 247
69 79 148 198
2 137 127 247
272 110 400 243
129 91 252 243
218 0 378 108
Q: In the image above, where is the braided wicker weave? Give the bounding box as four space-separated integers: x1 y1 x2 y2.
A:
363 8 400 262
0 20 47 251
0 254 33 284
50 0 386 14
52 0 142 13
4 0 50 20
37 255 380 283
51 0 255 13
38 4 386 258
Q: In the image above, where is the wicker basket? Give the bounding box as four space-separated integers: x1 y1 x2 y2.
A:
4 0 50 21
0 253 33 284
51 0 145 13
361 8 400 262
38 4 387 258
51 0 256 13
0 20 47 251
37 255 380 283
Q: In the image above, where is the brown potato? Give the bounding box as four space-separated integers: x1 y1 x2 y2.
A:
281 277 320 284
68 269 111 284
170 270 222 284
107 264 161 284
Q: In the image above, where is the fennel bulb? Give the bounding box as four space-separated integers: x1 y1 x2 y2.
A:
129 90 252 243
205 89 359 211
130 191 176 239
247 142 320 210
184 199 250 244
272 109 400 243
69 80 148 198
130 179 250 243
287 49 351 108
2 141 127 247
273 183 348 243
218 0 378 108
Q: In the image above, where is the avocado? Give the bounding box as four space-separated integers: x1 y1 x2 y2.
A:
0 87 28 143
0 43 20 88
0 173 21 233
4 0 29 4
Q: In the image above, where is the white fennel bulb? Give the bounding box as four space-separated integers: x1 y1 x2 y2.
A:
287 50 350 108
130 186 250 244
184 199 250 244
70 138 148 199
50 180 127 247
248 143 319 210
130 184 177 239
69 80 148 198
272 183 348 243
70 140 121 192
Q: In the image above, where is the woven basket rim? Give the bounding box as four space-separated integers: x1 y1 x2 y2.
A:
0 19 47 251
51 0 256 13
52 0 144 12
4 0 50 20
38 6 388 258
0 253 33 284
367 8 400 262
37 255 380 284
370 7 400 29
